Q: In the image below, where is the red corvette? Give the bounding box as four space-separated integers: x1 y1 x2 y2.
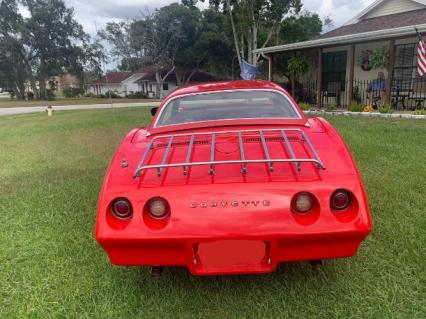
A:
95 80 372 275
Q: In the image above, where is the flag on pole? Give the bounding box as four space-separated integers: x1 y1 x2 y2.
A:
416 28 426 77
240 60 257 80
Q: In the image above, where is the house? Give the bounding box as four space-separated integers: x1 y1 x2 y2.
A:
90 72 133 95
24 74 80 94
255 0 426 110
47 74 80 91
90 67 216 98
136 68 216 98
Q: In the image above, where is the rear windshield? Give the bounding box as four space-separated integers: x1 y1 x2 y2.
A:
155 90 300 127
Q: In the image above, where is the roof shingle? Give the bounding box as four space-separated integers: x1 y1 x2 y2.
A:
92 72 132 84
320 8 426 39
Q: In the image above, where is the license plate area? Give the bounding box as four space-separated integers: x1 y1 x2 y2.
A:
194 240 269 268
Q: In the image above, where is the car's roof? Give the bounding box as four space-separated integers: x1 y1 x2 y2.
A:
166 80 284 99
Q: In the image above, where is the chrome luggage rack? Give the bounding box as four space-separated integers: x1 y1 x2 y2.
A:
133 128 325 178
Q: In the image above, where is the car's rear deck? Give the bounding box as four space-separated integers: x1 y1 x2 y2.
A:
133 128 326 186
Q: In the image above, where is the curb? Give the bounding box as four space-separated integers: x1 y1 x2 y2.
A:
303 110 426 119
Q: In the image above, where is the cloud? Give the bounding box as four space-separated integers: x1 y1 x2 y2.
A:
303 0 375 27
64 0 376 37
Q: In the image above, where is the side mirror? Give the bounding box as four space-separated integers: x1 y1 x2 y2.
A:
150 107 158 116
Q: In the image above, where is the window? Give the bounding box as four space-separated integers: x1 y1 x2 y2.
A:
155 90 300 127
322 51 347 91
392 43 417 91
163 83 169 91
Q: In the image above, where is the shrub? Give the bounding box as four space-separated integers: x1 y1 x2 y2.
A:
84 92 95 98
45 89 56 101
63 87 84 98
104 90 118 98
350 102 363 112
414 109 426 115
298 102 310 111
27 91 34 100
325 103 337 112
126 91 147 99
378 104 392 113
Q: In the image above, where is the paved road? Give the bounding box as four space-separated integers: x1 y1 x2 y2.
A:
0 101 161 117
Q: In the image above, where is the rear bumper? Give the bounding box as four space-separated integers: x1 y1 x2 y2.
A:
98 231 369 275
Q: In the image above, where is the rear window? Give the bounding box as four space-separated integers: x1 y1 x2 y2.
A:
155 90 300 127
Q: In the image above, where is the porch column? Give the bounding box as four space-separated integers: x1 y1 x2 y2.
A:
347 44 356 109
316 48 323 108
386 39 396 105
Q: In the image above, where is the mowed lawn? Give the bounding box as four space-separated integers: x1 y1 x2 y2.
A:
0 109 425 318
0 97 159 108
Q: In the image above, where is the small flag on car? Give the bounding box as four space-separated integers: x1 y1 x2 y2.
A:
416 27 426 77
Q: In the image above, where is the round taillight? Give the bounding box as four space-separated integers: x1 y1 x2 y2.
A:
147 197 170 219
331 189 352 211
292 192 315 214
111 198 133 219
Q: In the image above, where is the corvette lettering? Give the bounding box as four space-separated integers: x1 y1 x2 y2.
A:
190 200 270 208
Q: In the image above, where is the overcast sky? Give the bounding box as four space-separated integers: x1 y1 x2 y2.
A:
62 0 375 36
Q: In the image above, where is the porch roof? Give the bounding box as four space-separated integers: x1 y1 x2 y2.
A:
254 23 426 55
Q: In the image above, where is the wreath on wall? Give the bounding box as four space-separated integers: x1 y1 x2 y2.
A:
360 50 373 71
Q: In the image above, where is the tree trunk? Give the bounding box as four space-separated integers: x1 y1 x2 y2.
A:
226 0 241 68
29 77 38 99
155 68 161 99
14 81 24 100
39 76 47 100
185 69 198 84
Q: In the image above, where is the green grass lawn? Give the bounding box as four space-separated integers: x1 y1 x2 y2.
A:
0 109 425 318
0 97 159 108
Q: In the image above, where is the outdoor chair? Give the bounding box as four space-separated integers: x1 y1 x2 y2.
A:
323 81 341 107
409 81 426 109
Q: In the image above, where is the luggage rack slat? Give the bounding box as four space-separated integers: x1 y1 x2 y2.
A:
238 131 247 174
259 130 273 172
299 130 325 169
133 128 325 178
157 136 174 177
209 133 216 175
280 129 300 171
183 134 195 176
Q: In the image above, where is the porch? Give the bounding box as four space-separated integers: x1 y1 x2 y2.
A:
260 25 426 110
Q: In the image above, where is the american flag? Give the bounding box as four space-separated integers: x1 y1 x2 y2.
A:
417 28 426 77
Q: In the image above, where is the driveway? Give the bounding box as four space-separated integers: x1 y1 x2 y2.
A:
0 101 160 117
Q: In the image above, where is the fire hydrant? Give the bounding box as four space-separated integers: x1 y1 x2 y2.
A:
46 105 54 117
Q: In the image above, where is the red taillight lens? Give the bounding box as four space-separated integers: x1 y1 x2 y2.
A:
292 192 315 214
111 198 133 219
331 189 352 211
147 197 170 219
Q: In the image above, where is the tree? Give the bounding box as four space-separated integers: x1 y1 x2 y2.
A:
0 0 102 99
279 11 323 44
98 21 144 71
0 0 27 98
130 10 182 98
195 8 235 79
196 0 302 70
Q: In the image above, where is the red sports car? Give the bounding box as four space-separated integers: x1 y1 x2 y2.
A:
95 80 372 275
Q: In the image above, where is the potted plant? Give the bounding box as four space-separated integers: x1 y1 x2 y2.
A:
287 55 310 98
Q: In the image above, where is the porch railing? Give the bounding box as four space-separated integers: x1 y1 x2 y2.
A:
293 78 426 110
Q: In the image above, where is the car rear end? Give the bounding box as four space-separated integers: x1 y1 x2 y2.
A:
95 118 372 275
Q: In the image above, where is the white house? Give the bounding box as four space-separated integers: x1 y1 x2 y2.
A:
90 72 133 95
90 68 216 98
